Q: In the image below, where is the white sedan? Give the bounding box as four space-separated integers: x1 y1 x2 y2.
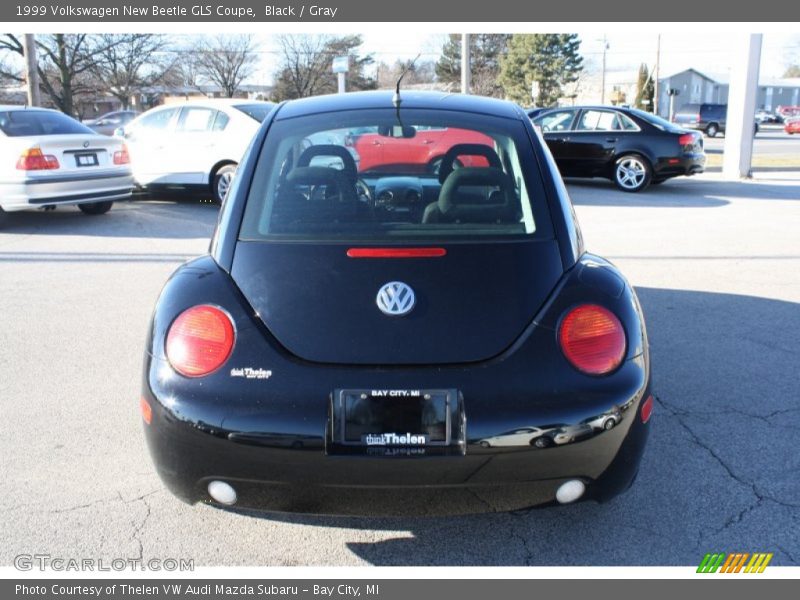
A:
118 99 274 203
0 106 133 221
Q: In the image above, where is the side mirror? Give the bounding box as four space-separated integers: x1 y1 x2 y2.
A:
113 126 126 138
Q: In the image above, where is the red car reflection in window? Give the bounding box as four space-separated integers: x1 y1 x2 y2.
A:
350 127 494 174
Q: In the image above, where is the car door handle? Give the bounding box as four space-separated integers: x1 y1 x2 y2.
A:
606 137 618 143
422 139 434 144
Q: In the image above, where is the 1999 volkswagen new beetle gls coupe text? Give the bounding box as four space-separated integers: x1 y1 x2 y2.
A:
142 91 653 516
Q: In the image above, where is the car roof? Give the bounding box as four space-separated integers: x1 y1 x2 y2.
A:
144 99 273 111
0 105 61 113
275 90 527 121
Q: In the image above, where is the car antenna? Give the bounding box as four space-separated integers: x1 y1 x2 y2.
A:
393 54 421 108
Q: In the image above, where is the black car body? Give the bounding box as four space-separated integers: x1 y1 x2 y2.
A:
142 91 653 516
673 103 759 137
529 105 705 192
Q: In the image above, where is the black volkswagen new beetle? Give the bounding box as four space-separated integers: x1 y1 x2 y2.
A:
142 91 653 516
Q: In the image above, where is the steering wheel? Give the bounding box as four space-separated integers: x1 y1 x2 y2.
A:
355 179 373 205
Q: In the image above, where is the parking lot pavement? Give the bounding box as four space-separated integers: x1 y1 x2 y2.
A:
1 175 798 567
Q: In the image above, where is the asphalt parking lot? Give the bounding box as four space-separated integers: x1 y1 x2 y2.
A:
1 173 799 566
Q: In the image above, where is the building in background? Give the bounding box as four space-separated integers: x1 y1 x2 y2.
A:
657 68 800 118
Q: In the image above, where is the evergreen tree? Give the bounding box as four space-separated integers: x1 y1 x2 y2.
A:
634 63 655 111
435 34 511 97
498 34 583 107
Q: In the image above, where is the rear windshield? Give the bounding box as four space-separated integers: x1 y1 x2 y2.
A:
0 110 93 137
629 108 686 133
240 108 546 241
235 103 274 123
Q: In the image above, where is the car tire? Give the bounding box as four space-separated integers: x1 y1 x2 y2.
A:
613 154 652 193
212 164 237 204
533 436 552 449
479 441 490 448
78 201 113 215
706 123 719 138
603 418 617 431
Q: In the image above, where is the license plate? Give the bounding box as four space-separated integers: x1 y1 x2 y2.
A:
75 153 98 167
337 389 452 446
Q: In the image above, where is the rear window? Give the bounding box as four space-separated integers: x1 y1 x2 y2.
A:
235 103 274 123
0 110 93 137
240 108 546 241
629 109 686 133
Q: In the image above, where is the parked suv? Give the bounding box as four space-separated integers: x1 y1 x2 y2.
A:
673 103 758 137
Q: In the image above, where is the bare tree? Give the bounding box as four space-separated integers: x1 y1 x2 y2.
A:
90 34 174 109
271 34 375 101
377 59 436 89
0 34 118 116
195 35 258 98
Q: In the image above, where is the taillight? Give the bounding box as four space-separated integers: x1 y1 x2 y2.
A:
558 304 626 375
678 133 695 146
140 396 152 425
165 305 235 377
113 144 130 165
641 394 654 423
16 147 59 170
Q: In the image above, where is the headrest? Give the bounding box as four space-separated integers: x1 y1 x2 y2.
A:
297 144 357 183
439 143 502 183
438 167 514 214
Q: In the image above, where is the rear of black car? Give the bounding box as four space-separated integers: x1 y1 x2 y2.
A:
141 93 652 515
629 109 705 179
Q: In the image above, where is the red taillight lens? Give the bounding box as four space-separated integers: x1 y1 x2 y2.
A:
140 396 152 425
641 394 654 423
16 147 59 170
678 133 695 146
113 144 130 165
558 304 626 375
166 305 235 377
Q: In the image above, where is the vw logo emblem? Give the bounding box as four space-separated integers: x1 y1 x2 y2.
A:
83 141 90 148
376 282 416 316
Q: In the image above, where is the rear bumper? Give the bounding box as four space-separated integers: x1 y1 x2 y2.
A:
142 360 651 516
0 171 134 211
654 154 705 178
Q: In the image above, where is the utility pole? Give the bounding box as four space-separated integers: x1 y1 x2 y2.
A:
654 34 661 115
461 33 470 94
600 35 609 105
23 34 41 107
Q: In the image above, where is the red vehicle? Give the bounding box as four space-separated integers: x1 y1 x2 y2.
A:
777 106 800 121
784 119 800 135
350 126 494 173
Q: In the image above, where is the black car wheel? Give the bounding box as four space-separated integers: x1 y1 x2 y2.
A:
213 164 237 204
78 201 113 215
613 154 651 193
479 440 491 448
603 418 617 431
533 436 552 449
706 123 719 137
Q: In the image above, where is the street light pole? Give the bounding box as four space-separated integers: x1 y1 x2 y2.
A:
600 35 609 105
654 34 661 115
